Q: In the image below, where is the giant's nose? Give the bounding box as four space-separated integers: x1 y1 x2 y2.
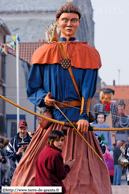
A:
67 20 72 26
104 94 108 99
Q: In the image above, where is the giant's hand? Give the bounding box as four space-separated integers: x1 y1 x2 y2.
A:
44 92 55 106
76 119 89 134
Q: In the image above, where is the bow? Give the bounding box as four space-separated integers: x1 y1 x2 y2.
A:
2 95 129 163
0 95 105 163
1 95 129 132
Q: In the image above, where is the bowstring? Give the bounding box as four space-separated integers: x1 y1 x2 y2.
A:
3 95 129 120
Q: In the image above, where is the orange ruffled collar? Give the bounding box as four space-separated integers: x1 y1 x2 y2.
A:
31 41 102 70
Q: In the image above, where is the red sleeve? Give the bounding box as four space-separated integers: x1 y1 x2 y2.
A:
54 153 70 180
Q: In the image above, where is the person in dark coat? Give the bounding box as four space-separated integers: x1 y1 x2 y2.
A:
35 130 75 194
0 137 7 185
113 140 123 185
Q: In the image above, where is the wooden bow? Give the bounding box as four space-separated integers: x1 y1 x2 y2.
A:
0 95 129 132
0 95 105 163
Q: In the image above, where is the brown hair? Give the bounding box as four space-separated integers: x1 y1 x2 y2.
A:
48 130 64 145
56 4 81 19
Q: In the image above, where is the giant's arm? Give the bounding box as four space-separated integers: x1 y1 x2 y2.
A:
27 64 47 107
79 69 98 121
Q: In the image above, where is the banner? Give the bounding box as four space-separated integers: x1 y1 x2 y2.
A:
0 36 20 54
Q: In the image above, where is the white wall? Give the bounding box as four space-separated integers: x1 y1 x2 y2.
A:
5 54 35 137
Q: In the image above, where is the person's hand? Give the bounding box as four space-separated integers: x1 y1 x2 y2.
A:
76 119 89 134
65 157 75 169
16 146 28 155
44 92 55 106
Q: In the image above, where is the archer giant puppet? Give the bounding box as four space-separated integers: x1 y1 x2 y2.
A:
11 4 112 194
94 88 119 128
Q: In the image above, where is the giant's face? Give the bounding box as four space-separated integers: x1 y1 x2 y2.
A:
101 92 112 104
56 13 80 39
118 105 125 115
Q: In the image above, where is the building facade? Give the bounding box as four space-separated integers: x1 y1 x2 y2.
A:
0 19 11 135
0 0 101 137
0 0 95 46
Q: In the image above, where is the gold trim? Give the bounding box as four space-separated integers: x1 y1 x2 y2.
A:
80 98 91 116
80 97 84 115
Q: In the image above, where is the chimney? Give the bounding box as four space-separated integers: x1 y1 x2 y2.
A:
113 80 115 86
37 39 41 43
42 39 46 43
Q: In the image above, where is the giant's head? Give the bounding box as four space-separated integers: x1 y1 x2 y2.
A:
100 88 115 104
56 4 81 40
118 99 126 115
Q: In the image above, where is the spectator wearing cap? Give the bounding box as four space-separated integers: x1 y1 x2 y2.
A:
6 120 32 174
94 88 119 128
116 100 129 132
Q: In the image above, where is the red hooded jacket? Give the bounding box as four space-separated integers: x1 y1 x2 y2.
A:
35 144 70 194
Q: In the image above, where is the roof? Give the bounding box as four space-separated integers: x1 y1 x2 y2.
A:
95 89 100 93
101 86 129 100
8 42 44 65
0 19 11 35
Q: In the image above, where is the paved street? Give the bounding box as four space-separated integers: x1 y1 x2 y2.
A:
1 174 129 194
112 174 129 194
120 174 128 185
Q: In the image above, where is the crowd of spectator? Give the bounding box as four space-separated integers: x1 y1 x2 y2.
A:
0 120 34 186
0 95 129 187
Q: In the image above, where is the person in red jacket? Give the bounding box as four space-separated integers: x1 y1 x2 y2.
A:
35 130 75 194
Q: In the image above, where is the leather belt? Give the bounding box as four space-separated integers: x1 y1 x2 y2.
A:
55 101 81 109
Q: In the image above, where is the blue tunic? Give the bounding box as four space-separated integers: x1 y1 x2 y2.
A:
27 37 98 122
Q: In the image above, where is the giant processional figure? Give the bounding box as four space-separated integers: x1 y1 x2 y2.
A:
10 4 112 194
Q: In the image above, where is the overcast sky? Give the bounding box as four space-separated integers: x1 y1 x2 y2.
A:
91 0 129 85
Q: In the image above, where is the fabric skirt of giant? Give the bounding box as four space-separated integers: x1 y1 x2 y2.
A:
11 122 112 194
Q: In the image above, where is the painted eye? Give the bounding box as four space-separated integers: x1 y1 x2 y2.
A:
63 19 68 22
72 19 77 23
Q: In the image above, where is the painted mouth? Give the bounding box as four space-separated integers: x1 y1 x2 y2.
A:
66 29 72 31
